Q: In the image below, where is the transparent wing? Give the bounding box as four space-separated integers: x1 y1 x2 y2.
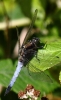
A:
16 9 38 58
22 9 38 46
27 63 53 83
23 55 53 83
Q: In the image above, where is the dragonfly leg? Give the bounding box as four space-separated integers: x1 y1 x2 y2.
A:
26 64 31 76
34 51 40 63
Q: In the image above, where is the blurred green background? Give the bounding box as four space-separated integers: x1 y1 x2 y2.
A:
0 0 61 100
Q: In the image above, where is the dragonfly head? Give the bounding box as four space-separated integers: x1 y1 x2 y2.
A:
32 37 45 49
31 37 40 44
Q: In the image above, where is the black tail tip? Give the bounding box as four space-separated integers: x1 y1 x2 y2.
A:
4 86 11 96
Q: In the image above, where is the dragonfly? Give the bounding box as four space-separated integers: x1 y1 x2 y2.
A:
4 9 52 96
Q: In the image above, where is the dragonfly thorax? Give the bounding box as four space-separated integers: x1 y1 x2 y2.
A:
18 37 45 65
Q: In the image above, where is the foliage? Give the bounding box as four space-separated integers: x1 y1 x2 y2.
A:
59 71 61 83
0 0 61 100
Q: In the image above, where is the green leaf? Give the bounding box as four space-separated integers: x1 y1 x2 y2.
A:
0 59 60 94
59 71 61 83
0 59 14 86
30 40 61 71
